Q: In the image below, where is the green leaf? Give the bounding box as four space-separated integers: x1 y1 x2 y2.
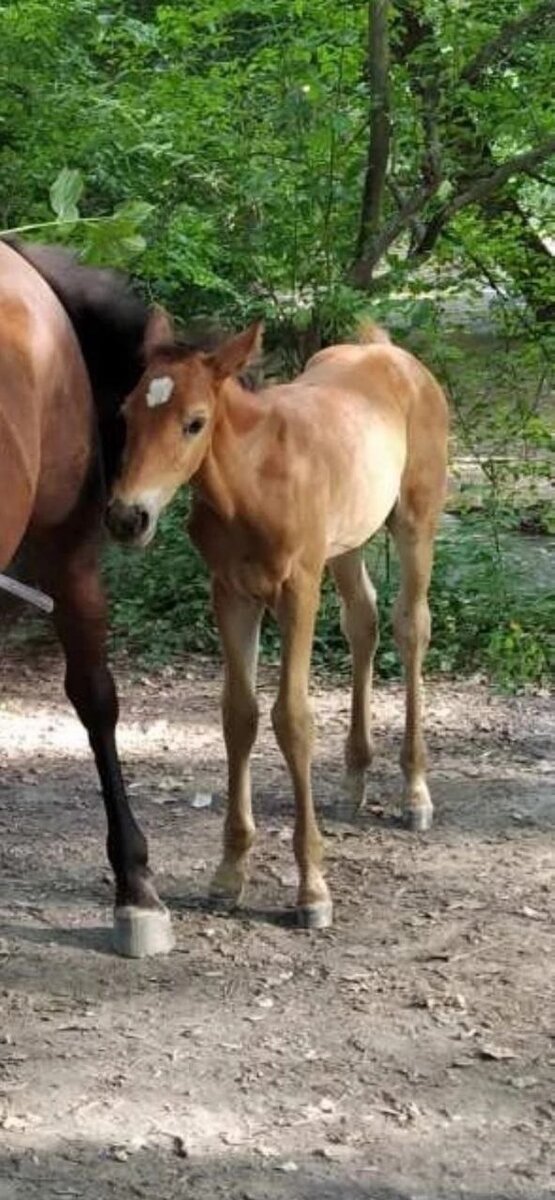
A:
49 168 84 222
119 233 147 256
113 199 155 226
437 179 454 203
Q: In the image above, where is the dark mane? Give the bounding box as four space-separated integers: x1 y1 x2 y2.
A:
151 340 215 362
4 237 149 485
149 337 222 364
4 239 260 485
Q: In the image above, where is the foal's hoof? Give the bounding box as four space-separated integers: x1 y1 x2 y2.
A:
296 900 334 930
112 904 175 958
344 768 367 816
209 863 246 906
405 806 433 833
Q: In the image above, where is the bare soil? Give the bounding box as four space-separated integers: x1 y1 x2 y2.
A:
0 649 553 1200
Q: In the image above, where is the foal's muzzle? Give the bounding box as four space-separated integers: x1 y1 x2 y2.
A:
106 498 150 545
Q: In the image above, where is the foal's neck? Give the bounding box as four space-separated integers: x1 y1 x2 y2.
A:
194 379 265 520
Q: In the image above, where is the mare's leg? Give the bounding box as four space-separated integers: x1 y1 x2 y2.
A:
40 535 173 956
210 581 263 903
388 509 436 832
331 548 379 814
272 573 332 928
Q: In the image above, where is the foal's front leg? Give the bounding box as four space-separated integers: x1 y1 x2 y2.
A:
272 574 332 928
210 580 263 903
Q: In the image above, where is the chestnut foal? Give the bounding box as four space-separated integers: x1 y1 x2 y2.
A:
108 315 448 928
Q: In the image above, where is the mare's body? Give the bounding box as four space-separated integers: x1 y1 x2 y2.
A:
110 319 449 928
0 239 170 955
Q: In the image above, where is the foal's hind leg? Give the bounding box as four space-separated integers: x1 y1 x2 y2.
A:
331 549 378 815
39 535 173 956
210 581 263 904
388 510 436 832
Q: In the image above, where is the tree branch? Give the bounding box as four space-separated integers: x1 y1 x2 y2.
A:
350 1 555 293
387 178 425 248
393 7 429 63
375 180 440 259
412 136 555 257
461 0 555 86
451 137 555 212
391 5 442 184
524 168 555 187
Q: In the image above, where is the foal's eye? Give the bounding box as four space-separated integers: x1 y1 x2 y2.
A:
183 416 206 437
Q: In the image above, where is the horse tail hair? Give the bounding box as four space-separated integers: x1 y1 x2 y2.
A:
356 318 392 345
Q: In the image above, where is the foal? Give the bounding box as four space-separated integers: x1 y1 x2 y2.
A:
109 315 448 928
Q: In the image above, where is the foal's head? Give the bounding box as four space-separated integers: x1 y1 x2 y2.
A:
107 309 262 546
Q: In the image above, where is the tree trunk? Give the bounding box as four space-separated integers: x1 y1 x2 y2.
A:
350 0 391 287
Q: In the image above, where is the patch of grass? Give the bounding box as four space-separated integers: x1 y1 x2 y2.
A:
422 516 553 688
103 496 218 664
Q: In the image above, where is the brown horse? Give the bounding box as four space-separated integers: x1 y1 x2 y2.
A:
0 238 173 956
108 314 448 929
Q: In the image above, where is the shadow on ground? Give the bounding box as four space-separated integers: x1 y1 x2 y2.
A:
0 1146 548 1200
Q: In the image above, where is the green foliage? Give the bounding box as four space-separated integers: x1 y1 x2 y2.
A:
424 517 553 689
2 166 154 268
103 496 218 663
3 0 553 321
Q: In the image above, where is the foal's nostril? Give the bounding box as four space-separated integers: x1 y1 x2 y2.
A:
136 507 149 534
106 499 149 543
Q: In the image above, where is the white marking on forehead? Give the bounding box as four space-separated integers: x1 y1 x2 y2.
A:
146 375 175 408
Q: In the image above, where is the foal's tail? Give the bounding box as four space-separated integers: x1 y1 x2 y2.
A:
356 318 392 345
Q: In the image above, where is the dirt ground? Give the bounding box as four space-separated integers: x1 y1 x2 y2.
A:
0 648 553 1200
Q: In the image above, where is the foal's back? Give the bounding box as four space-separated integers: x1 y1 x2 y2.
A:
300 332 449 529
301 334 445 428
238 331 447 561
0 241 93 565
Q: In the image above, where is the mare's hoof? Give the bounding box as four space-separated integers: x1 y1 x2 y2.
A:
296 900 334 930
405 806 433 833
112 904 175 958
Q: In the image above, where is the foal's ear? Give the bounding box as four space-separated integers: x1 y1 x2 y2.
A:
208 322 264 380
143 305 175 362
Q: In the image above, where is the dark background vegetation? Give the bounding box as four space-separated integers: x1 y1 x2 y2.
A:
1 0 553 687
